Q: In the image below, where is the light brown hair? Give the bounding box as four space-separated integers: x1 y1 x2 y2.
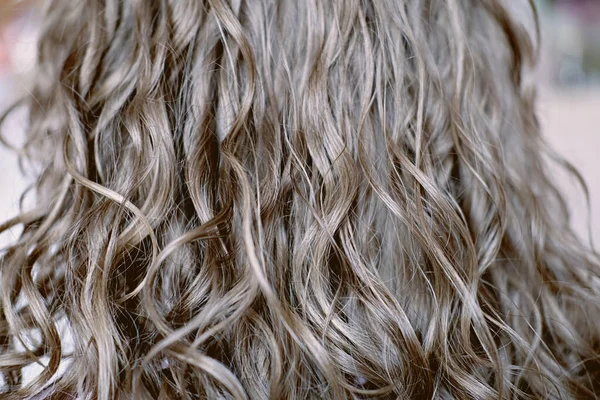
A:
1 0 600 398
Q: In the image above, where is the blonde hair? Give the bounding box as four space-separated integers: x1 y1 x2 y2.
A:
1 0 600 398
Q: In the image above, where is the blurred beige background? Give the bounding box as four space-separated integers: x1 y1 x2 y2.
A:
0 5 37 248
538 88 600 247
536 0 600 247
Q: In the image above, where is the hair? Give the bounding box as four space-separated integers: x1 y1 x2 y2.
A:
1 0 600 398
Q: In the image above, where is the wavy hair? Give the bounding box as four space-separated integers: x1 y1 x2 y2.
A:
1 0 600 398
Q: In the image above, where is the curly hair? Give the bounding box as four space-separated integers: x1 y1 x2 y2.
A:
1 0 600 398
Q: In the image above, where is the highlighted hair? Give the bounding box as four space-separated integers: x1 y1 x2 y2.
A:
1 0 599 398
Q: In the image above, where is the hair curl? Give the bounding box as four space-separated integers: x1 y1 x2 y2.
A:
1 0 600 398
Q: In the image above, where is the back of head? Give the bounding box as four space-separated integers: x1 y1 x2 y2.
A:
1 0 599 398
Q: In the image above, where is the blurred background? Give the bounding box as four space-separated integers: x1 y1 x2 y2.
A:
535 0 600 247
0 0 599 247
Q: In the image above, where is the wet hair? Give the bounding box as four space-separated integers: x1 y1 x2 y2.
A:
1 0 600 398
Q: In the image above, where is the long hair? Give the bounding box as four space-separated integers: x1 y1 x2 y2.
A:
1 0 600 398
